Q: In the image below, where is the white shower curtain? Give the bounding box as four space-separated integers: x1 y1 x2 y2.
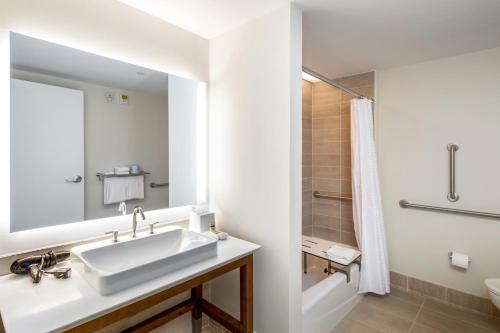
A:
350 98 390 295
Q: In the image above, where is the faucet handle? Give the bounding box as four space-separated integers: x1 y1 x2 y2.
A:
105 230 119 242
149 222 159 234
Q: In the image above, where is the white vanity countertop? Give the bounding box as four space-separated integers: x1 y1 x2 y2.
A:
0 230 260 333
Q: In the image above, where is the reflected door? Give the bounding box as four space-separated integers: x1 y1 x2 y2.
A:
11 79 84 232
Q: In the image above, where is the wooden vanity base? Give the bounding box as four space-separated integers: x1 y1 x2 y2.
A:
64 254 253 333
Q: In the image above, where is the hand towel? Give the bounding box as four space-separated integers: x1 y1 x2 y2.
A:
125 175 144 200
326 245 358 265
104 177 128 204
103 175 144 204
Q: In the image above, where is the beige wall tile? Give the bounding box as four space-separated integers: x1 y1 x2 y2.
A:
302 225 313 237
312 129 342 142
303 153 312 166
446 288 492 315
340 231 357 246
303 129 312 142
303 165 312 178
313 116 341 131
390 271 408 289
408 277 446 300
341 218 355 233
313 214 341 231
312 103 341 118
312 226 341 242
313 153 341 166
303 177 312 191
313 166 341 179
341 114 351 129
303 117 312 131
340 155 351 167
312 201 341 217
303 141 312 155
313 141 341 155
340 180 352 196
313 178 341 192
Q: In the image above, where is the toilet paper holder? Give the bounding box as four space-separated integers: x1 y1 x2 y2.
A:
448 251 471 263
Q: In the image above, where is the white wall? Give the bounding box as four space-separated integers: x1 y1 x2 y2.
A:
0 0 208 254
0 0 208 81
12 70 169 220
376 46 500 297
209 4 302 333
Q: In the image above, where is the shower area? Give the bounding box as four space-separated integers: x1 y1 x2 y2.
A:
301 70 384 333
302 72 374 245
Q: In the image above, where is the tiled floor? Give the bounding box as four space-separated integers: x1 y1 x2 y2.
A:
332 288 500 333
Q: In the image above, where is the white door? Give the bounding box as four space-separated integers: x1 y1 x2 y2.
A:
11 79 84 232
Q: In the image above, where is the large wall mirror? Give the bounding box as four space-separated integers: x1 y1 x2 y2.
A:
4 32 206 233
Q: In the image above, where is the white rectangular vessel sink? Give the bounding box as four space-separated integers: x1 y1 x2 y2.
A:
71 227 217 295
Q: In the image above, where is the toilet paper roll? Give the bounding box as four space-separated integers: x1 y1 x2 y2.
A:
451 252 469 269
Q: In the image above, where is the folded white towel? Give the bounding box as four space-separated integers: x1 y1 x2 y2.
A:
326 245 358 265
114 166 130 175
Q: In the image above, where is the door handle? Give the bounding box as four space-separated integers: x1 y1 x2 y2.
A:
65 175 82 183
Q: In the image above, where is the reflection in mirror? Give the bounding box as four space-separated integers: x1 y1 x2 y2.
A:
7 32 205 233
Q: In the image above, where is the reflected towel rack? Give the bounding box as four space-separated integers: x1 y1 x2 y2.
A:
399 200 500 220
313 191 352 201
96 171 150 181
150 182 169 188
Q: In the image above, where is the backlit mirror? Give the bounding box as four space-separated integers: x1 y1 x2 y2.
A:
6 32 206 232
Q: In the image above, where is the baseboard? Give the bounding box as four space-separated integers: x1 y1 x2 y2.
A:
390 271 497 317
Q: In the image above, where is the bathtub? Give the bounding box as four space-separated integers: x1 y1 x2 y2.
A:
302 264 361 333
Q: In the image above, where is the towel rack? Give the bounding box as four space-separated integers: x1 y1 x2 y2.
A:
96 171 150 181
313 191 352 201
399 200 500 220
150 182 169 188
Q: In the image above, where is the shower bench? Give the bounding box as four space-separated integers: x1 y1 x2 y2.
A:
302 235 361 283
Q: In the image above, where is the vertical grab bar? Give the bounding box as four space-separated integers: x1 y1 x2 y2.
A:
447 143 459 202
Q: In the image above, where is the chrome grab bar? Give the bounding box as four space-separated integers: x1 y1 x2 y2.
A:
313 191 352 201
447 143 459 202
399 200 500 220
150 182 169 188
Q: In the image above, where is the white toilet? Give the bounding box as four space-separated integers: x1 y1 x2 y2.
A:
485 279 500 309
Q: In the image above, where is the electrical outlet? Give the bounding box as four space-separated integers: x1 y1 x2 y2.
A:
104 91 115 103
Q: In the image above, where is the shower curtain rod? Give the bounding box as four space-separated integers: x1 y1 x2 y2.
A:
302 66 374 102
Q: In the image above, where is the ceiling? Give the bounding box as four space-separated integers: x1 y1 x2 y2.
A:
118 0 500 78
297 0 500 78
118 0 288 39
11 33 169 95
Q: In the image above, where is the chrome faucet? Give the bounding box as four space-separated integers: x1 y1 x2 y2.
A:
132 206 145 238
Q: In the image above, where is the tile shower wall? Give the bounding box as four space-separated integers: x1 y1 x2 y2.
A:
310 72 374 246
302 80 313 236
